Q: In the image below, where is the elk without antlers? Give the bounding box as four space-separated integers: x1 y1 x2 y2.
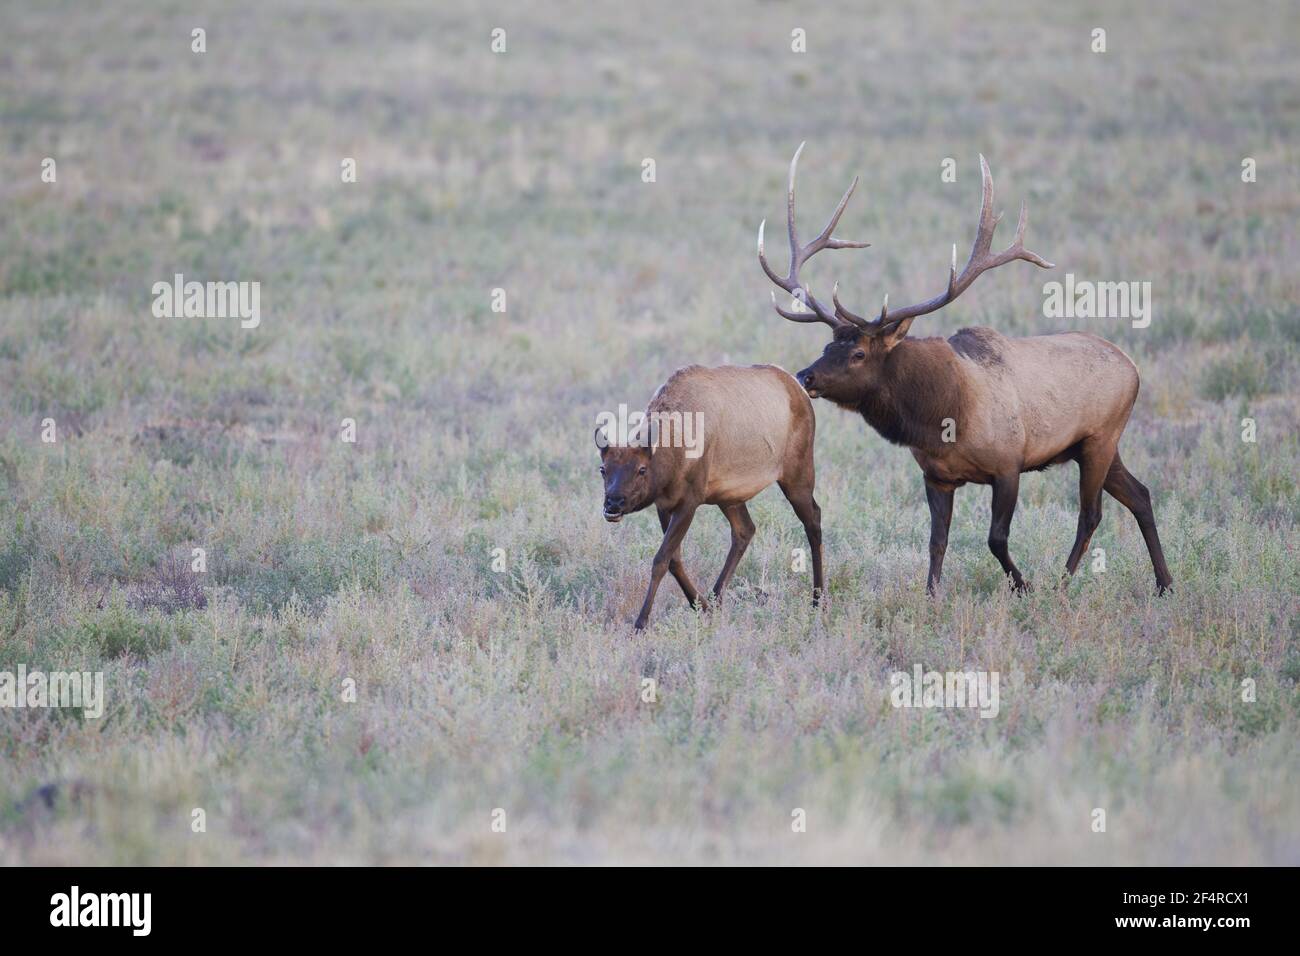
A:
596 365 824 630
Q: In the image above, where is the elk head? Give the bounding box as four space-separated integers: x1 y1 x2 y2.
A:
595 425 654 523
757 144 1053 407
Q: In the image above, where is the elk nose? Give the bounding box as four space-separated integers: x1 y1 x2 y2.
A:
797 369 815 389
604 494 625 513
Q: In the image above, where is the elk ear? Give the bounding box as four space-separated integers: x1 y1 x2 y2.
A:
594 425 610 452
879 316 917 350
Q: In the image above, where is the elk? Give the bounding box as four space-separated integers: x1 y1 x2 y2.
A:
596 364 823 630
757 144 1172 595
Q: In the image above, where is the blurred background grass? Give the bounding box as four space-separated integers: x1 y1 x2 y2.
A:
0 0 1296 863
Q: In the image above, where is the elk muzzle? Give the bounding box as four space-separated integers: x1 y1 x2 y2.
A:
603 494 626 522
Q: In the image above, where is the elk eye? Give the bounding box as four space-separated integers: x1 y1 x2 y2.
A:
853 350 866 360
599 466 606 476
638 466 647 475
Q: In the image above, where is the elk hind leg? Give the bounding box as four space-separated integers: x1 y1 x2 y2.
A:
712 503 756 601
1103 454 1173 594
778 479 824 606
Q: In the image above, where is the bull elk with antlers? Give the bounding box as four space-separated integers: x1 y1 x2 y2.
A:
758 144 1172 595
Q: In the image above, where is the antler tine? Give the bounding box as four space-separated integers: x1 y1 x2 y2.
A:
758 143 870 328
1008 200 1054 269
834 154 1054 333
769 290 830 323
803 173 871 260
831 282 870 329
756 217 781 285
786 141 805 259
758 217 830 322
971 154 999 258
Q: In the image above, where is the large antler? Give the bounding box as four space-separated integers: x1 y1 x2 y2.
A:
833 155 1054 335
757 142 870 328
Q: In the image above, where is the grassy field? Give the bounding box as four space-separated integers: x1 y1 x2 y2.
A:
0 0 1297 864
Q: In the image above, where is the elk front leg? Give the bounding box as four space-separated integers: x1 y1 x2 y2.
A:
712 503 755 601
989 473 1029 592
657 505 701 608
634 504 697 630
924 479 954 595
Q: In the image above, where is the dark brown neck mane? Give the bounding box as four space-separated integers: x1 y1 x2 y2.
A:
856 338 966 452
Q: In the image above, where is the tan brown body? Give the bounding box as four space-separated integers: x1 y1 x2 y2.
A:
900 328 1139 487
597 365 823 630
758 144 1172 594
